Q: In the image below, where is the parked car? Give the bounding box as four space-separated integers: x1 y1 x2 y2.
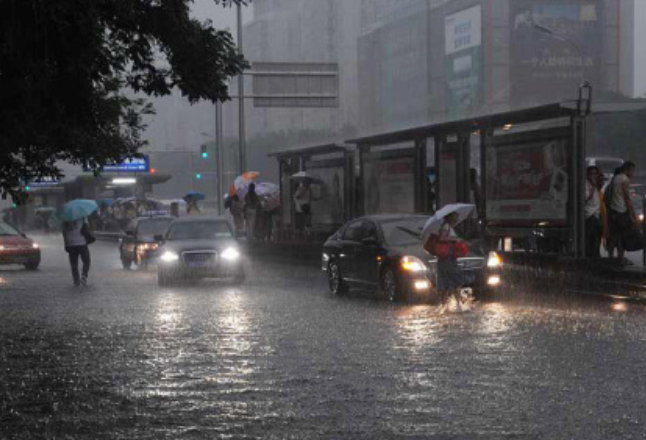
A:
157 217 245 286
0 222 41 270
119 216 174 269
322 215 502 302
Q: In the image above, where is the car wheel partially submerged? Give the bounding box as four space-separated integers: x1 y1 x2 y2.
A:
24 262 39 271
328 261 347 295
381 267 403 303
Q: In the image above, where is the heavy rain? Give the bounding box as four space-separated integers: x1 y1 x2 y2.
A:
1 0 646 438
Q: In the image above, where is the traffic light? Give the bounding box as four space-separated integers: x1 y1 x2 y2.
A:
196 173 202 180
24 186 30 191
200 144 208 159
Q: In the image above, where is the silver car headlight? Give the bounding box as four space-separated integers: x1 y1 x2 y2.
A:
221 247 240 261
160 251 179 263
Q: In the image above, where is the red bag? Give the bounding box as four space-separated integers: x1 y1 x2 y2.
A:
424 235 469 260
453 241 469 258
424 235 453 260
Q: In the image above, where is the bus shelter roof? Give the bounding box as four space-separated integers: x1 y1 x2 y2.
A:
268 143 352 159
346 100 646 148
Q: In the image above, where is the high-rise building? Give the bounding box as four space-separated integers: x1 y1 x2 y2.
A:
358 0 636 135
223 0 361 149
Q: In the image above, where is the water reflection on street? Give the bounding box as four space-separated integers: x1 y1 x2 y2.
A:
1 237 646 439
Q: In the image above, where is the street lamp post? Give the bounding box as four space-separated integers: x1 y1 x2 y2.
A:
533 22 593 259
237 3 246 175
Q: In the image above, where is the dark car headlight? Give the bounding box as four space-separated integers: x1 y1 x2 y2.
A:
401 256 427 273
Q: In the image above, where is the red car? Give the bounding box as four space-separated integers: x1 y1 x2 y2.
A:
0 222 41 270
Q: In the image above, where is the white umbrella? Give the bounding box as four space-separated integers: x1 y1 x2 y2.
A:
255 182 280 210
422 203 475 242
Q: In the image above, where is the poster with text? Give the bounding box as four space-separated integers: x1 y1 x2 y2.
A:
486 139 569 225
364 156 414 215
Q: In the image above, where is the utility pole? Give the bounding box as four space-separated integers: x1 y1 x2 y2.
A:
216 101 224 215
237 3 246 175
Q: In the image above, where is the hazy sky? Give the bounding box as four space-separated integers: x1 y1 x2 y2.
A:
190 0 645 97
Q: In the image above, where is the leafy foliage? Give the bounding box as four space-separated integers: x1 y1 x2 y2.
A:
0 0 247 202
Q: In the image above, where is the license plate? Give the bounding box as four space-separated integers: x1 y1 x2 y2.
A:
463 272 476 285
188 261 210 268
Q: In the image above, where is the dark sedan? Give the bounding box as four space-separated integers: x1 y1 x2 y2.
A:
322 215 502 302
157 217 245 286
119 216 174 269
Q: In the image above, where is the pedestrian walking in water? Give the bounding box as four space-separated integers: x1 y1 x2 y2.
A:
244 183 260 239
62 219 92 287
422 204 475 313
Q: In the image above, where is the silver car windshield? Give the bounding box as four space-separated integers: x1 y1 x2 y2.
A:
167 221 233 240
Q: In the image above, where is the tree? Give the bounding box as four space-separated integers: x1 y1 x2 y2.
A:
0 0 247 203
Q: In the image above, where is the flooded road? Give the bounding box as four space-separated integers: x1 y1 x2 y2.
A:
2 236 646 439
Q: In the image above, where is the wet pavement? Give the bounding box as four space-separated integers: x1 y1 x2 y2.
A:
2 236 646 439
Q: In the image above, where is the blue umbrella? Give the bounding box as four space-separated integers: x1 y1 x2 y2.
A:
61 199 98 222
183 191 206 202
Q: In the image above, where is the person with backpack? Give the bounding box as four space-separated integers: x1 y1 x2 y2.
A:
62 219 93 287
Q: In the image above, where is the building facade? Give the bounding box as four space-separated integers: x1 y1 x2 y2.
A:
358 0 636 135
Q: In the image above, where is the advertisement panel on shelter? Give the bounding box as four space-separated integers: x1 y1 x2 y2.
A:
306 166 345 226
486 139 569 225
445 5 483 118
510 0 603 108
364 156 414 215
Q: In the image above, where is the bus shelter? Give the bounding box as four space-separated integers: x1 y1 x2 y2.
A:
347 99 646 259
269 143 354 241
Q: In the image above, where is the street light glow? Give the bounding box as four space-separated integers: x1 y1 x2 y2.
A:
112 178 137 185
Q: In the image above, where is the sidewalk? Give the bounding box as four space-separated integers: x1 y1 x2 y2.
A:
501 252 646 304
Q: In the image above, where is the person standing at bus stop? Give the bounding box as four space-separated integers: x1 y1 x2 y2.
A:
607 161 638 264
584 166 602 259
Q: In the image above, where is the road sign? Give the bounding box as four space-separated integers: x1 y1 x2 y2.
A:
251 62 339 108
84 156 150 173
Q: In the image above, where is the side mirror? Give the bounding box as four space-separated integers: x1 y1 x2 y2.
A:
362 236 378 246
126 230 134 237
153 234 164 242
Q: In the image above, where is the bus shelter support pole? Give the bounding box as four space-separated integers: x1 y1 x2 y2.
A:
414 138 427 214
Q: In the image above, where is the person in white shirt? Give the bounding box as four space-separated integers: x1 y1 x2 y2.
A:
585 166 602 258
62 219 91 286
